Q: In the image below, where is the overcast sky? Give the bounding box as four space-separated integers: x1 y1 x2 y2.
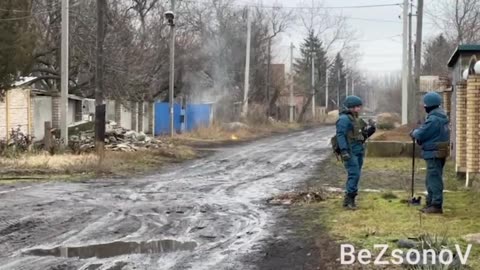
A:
239 0 441 74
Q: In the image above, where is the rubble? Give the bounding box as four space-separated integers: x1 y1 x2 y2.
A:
69 121 170 152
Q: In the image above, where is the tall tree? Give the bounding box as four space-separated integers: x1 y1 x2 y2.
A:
0 0 36 94
328 53 346 110
294 31 327 120
422 34 454 76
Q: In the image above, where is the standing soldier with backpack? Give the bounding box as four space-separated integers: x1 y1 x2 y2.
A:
334 95 376 210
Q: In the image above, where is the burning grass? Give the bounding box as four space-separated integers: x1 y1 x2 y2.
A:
175 121 302 143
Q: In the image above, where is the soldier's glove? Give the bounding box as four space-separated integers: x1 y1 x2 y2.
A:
341 151 351 161
366 126 376 138
368 119 376 127
409 129 416 140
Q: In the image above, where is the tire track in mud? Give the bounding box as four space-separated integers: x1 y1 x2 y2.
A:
0 127 333 270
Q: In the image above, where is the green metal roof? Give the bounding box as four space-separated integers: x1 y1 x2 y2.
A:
447 44 480 67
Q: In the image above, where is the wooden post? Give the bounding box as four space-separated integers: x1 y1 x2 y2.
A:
44 121 52 152
95 104 106 159
5 90 9 139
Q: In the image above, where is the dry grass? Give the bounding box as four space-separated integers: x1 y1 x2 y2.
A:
176 121 302 143
0 146 197 181
0 153 99 172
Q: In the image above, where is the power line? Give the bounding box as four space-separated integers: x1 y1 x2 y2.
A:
0 15 33 21
185 0 402 10
234 1 402 9
355 34 402 43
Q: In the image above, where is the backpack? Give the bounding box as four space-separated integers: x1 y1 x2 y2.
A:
330 135 341 155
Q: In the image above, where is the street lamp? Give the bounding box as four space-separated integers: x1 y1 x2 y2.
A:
165 10 175 137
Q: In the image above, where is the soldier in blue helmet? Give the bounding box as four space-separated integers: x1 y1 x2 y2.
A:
335 95 376 210
410 92 450 214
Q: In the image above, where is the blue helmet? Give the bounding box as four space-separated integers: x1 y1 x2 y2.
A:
343 95 363 108
423 92 442 107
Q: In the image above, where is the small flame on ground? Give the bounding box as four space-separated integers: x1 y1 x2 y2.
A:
231 134 238 140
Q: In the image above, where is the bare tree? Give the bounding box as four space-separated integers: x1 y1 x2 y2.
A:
433 0 480 44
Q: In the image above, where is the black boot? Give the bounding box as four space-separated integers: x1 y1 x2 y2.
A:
420 205 443 214
351 193 358 209
343 193 357 210
343 194 350 208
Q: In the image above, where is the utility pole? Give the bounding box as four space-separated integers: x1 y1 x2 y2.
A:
345 73 349 97
401 0 409 125
168 0 176 137
337 69 340 109
289 43 294 123
352 76 355 96
407 1 414 124
325 68 328 111
413 0 423 124
60 0 68 145
95 0 106 156
242 8 251 118
311 51 315 118
266 38 272 117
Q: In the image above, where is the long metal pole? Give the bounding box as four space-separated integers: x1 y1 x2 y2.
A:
289 43 294 123
402 0 409 124
242 8 252 118
169 0 176 137
60 0 69 145
408 2 414 123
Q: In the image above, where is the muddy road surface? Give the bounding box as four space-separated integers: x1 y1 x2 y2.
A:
0 127 333 270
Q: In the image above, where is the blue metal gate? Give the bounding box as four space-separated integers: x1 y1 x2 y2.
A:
154 102 181 135
185 104 212 132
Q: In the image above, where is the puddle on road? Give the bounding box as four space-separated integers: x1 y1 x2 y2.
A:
24 239 197 259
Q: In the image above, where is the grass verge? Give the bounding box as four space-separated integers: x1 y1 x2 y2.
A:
298 156 480 269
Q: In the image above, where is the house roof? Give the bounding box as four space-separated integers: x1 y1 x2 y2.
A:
447 44 480 67
13 76 38 87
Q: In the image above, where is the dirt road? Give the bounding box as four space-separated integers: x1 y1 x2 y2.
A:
0 127 334 270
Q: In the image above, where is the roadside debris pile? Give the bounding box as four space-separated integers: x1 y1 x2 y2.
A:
69 121 171 152
376 112 401 130
371 124 416 142
267 191 327 205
